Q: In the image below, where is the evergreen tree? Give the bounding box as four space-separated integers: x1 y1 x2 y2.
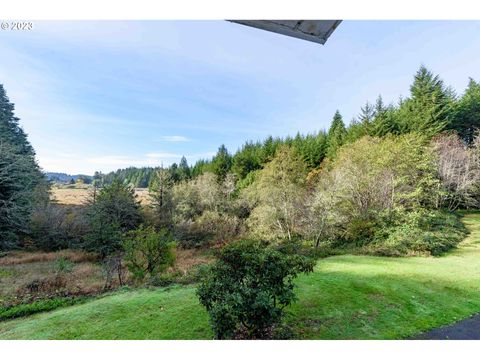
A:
87 178 141 231
450 78 480 144
191 159 210 178
0 84 46 249
168 163 181 183
211 144 232 182
398 65 454 137
178 156 191 181
326 110 347 159
345 118 365 144
371 97 399 137
357 101 375 135
261 136 277 163
0 84 35 156
232 141 262 179
293 132 328 169
150 168 174 230
374 95 386 117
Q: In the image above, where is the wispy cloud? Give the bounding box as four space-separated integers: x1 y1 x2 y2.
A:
145 152 182 159
159 135 189 142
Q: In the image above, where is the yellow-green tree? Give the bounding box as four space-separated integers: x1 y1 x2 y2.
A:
244 146 307 241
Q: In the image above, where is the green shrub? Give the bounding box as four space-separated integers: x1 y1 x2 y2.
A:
149 264 211 287
84 178 142 258
30 204 89 251
148 272 178 287
0 297 86 321
344 218 377 245
197 240 314 339
179 264 211 284
83 218 123 259
366 211 468 256
123 225 176 281
0 268 14 278
54 256 74 274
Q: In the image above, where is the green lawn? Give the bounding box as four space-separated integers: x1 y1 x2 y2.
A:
1 213 480 340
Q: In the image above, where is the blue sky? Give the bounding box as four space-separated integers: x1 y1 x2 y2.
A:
1 20 479 175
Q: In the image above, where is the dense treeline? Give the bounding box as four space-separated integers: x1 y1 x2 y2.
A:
141 65 480 255
96 66 480 194
2 65 480 256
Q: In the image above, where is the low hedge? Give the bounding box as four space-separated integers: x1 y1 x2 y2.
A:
0 297 88 321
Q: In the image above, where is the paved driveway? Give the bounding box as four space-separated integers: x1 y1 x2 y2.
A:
413 314 480 340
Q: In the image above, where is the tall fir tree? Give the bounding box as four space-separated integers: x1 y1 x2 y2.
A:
358 101 375 133
450 78 480 144
371 96 399 136
178 156 191 181
0 84 46 249
191 159 209 178
398 65 453 137
232 141 262 179
211 144 232 182
149 168 174 230
261 136 277 163
0 84 35 156
326 110 347 159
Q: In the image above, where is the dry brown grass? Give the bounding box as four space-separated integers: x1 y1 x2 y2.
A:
0 254 105 306
173 248 213 274
51 188 92 205
0 246 212 307
51 186 151 206
0 250 98 266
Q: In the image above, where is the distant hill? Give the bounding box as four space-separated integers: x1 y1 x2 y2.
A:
45 172 93 184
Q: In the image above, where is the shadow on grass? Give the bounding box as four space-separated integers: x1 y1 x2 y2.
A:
288 265 480 339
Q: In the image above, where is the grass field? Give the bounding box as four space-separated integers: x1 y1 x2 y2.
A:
0 250 104 307
1 213 480 340
51 185 151 205
0 248 212 309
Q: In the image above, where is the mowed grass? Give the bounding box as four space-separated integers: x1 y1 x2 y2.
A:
0 287 212 339
1 213 480 340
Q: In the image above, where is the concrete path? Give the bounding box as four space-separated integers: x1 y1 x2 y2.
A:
413 314 480 340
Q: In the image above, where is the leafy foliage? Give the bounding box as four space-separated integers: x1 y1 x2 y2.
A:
30 204 89 251
244 146 308 241
53 256 74 275
306 134 443 250
123 225 175 281
84 179 142 257
367 210 468 256
197 240 314 339
83 218 123 259
432 133 480 210
172 173 241 247
0 297 87 321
